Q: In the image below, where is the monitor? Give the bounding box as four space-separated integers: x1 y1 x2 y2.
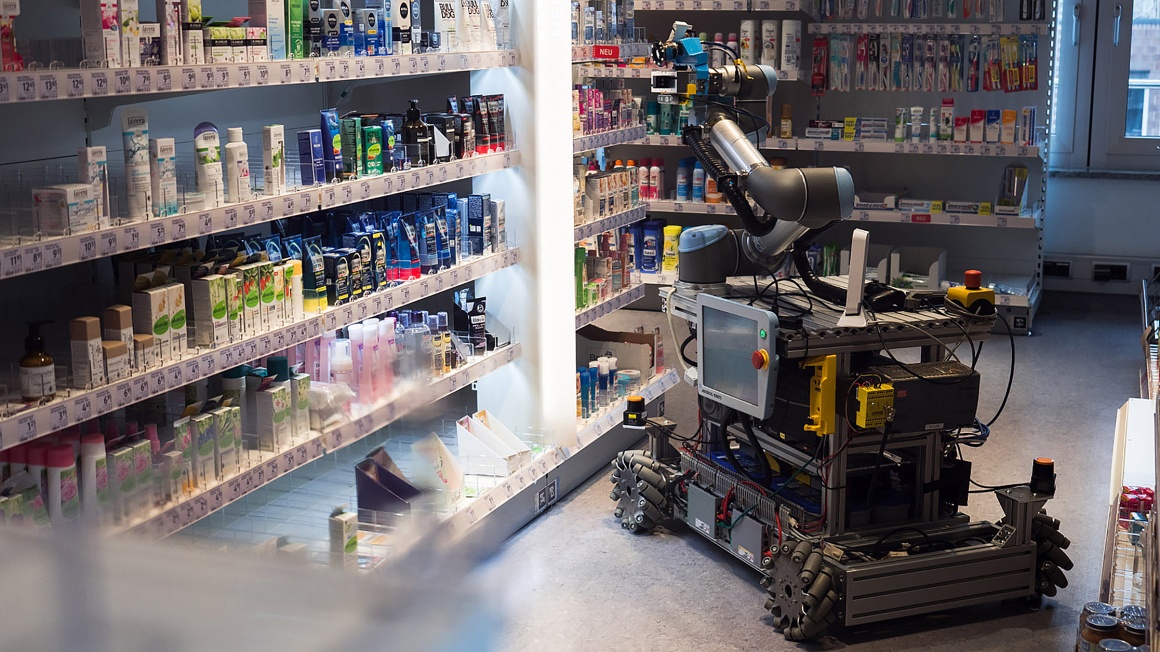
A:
696 293 779 419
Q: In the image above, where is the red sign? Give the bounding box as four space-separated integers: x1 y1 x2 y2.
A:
593 45 621 60
911 213 932 223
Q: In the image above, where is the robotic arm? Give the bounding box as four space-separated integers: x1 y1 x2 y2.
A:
650 23 855 299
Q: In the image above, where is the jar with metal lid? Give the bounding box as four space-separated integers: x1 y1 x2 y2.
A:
1080 615 1122 652
1119 605 1147 622
1097 640 1133 652
1119 618 1147 647
1083 602 1118 627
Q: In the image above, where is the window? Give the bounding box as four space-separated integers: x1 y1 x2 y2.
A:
1052 0 1160 170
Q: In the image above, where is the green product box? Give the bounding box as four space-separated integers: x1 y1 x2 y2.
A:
108 447 136 523
257 384 291 451
192 273 229 347
285 0 304 59
131 439 154 508
191 413 217 486
239 263 262 336
291 373 311 437
212 406 241 478
225 271 243 342
259 261 276 331
340 116 364 179
362 125 383 176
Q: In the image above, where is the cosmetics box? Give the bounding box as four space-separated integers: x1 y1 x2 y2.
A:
943 201 993 215
102 340 131 382
897 199 943 212
164 283 187 359
155 0 182 65
132 333 156 370
70 317 106 389
256 383 291 451
33 184 99 236
211 406 240 479
81 0 123 68
190 413 217 485
119 0 142 66
191 274 228 347
324 252 351 306
297 129 326 186
286 0 305 58
1000 109 1017 145
77 146 110 225
108 447 135 523
248 0 284 59
103 304 134 353
181 0 205 64
258 261 276 330
224 270 243 341
291 373 310 437
237 263 262 335
329 510 358 569
953 116 968 143
985 109 1001 143
149 138 178 217
247 26 268 62
969 109 985 144
1018 106 1036 146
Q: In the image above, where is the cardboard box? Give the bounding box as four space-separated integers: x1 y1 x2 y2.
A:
969 109 985 144
81 0 122 68
164 283 187 359
191 274 228 347
576 325 655 380
70 317 106 389
101 340 131 382
33 184 99 236
103 304 134 352
256 384 291 451
190 413 216 485
237 263 262 335
1000 109 1017 145
133 333 156 370
211 406 240 479
132 286 170 364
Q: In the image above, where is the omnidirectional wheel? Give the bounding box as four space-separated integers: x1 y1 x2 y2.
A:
609 451 671 533
761 540 839 641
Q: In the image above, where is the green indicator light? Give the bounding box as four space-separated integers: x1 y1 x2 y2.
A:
759 329 767 339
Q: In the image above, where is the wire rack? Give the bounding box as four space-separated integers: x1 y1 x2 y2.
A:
1106 511 1152 608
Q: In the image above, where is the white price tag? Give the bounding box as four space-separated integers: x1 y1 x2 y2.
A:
256 64 270 86
167 365 183 389
157 68 173 92
1 247 22 277
374 58 386 77
340 184 353 204
72 396 93 424
242 203 257 225
281 194 296 217
323 59 337 80
134 69 151 93
38 73 59 100
131 376 149 402
197 211 213 235
0 76 9 103
200 66 215 89
339 59 350 79
298 62 313 83
96 388 116 413
300 191 315 211
16 413 38 443
279 63 293 84
322 186 337 208
114 69 132 94
184 358 201 381
237 65 253 87
224 207 238 228
15 74 34 101
181 67 197 90
149 221 166 245
121 225 141 251
22 245 42 273
43 243 62 269
90 71 109 96
171 216 187 242
49 404 68 432
216 66 230 88
355 59 366 78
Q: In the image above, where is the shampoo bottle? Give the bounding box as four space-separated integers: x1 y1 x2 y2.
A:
225 127 252 203
194 123 225 208
648 159 662 201
19 321 55 403
675 159 690 202
692 161 706 202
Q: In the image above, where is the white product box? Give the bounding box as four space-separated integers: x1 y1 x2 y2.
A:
119 0 141 67
156 0 183 64
132 286 170 364
32 184 99 236
81 0 122 68
248 0 285 59
77 146 109 225
165 283 187 360
70 317 106 390
149 138 178 218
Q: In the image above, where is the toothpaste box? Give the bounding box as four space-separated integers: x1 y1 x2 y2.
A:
953 116 969 143
985 109 1001 143
1000 109 1017 145
969 109 985 144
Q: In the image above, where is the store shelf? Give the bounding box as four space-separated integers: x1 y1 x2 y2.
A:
647 199 738 215
119 344 522 540
642 271 679 285
576 284 647 329
801 139 1042 158
578 66 804 82
0 51 520 105
0 151 519 280
1100 398 1157 606
573 125 648 153
444 368 681 535
851 207 1041 228
572 43 652 62
574 205 648 242
0 247 520 450
640 0 809 10
640 134 1040 158
808 21 1051 36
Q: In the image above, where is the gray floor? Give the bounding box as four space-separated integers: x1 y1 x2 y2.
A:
494 293 1144 651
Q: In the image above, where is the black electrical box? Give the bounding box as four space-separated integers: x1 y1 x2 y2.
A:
868 361 980 433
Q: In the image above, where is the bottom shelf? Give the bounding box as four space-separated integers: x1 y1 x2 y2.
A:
175 369 681 569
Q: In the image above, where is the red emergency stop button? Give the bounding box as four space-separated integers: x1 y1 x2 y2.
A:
751 350 769 370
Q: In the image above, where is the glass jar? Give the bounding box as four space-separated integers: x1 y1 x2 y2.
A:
1096 640 1133 652
1080 615 1121 652
1119 618 1146 647
1082 602 1118 628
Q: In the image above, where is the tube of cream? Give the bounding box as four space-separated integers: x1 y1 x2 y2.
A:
120 108 153 221
194 122 225 208
263 124 286 197
149 138 178 217
909 106 923 142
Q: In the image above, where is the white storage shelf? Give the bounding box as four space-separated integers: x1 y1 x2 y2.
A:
0 51 520 105
0 151 518 281
638 0 806 10
577 66 804 82
119 344 523 541
574 205 649 242
573 125 648 154
808 21 1051 36
575 284 647 329
1100 399 1157 607
0 248 521 451
640 134 1042 158
647 199 1040 229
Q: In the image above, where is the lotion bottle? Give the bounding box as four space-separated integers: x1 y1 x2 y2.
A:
225 128 252 203
19 321 55 403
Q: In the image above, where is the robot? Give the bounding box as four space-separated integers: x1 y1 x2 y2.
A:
608 24 1072 641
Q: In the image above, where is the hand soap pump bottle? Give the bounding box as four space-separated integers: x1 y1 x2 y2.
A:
403 100 432 167
20 321 56 402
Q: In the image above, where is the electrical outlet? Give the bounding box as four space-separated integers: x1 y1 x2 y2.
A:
1093 262 1130 282
1043 260 1071 278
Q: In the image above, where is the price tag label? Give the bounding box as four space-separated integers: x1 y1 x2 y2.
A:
281 194 296 217
216 66 230 88
149 369 166 394
184 358 201 381
224 207 238 229
166 364 183 389
264 457 279 479
200 66 215 89
201 354 216 376
411 171 421 188
298 62 313 83
96 387 115 413
341 184 353 205
90 71 109 96
43 243 62 269
256 64 270 86
181 67 197 90
407 56 419 73
300 191 315 212
374 58 386 77
22 245 42 274
15 74 34 101
48 403 69 432
135 69 152 93
237 65 252 87
323 59 337 80
114 69 132 94
355 59 366 78
120 379 140 405
0 248 21 277
0 75 10 103
279 62 293 84
242 203 257 225
149 221 166 245
17 413 38 443
170 216 188 242
339 59 351 79
322 186 337 208
38 73 59 100
121 225 141 252
359 180 372 201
